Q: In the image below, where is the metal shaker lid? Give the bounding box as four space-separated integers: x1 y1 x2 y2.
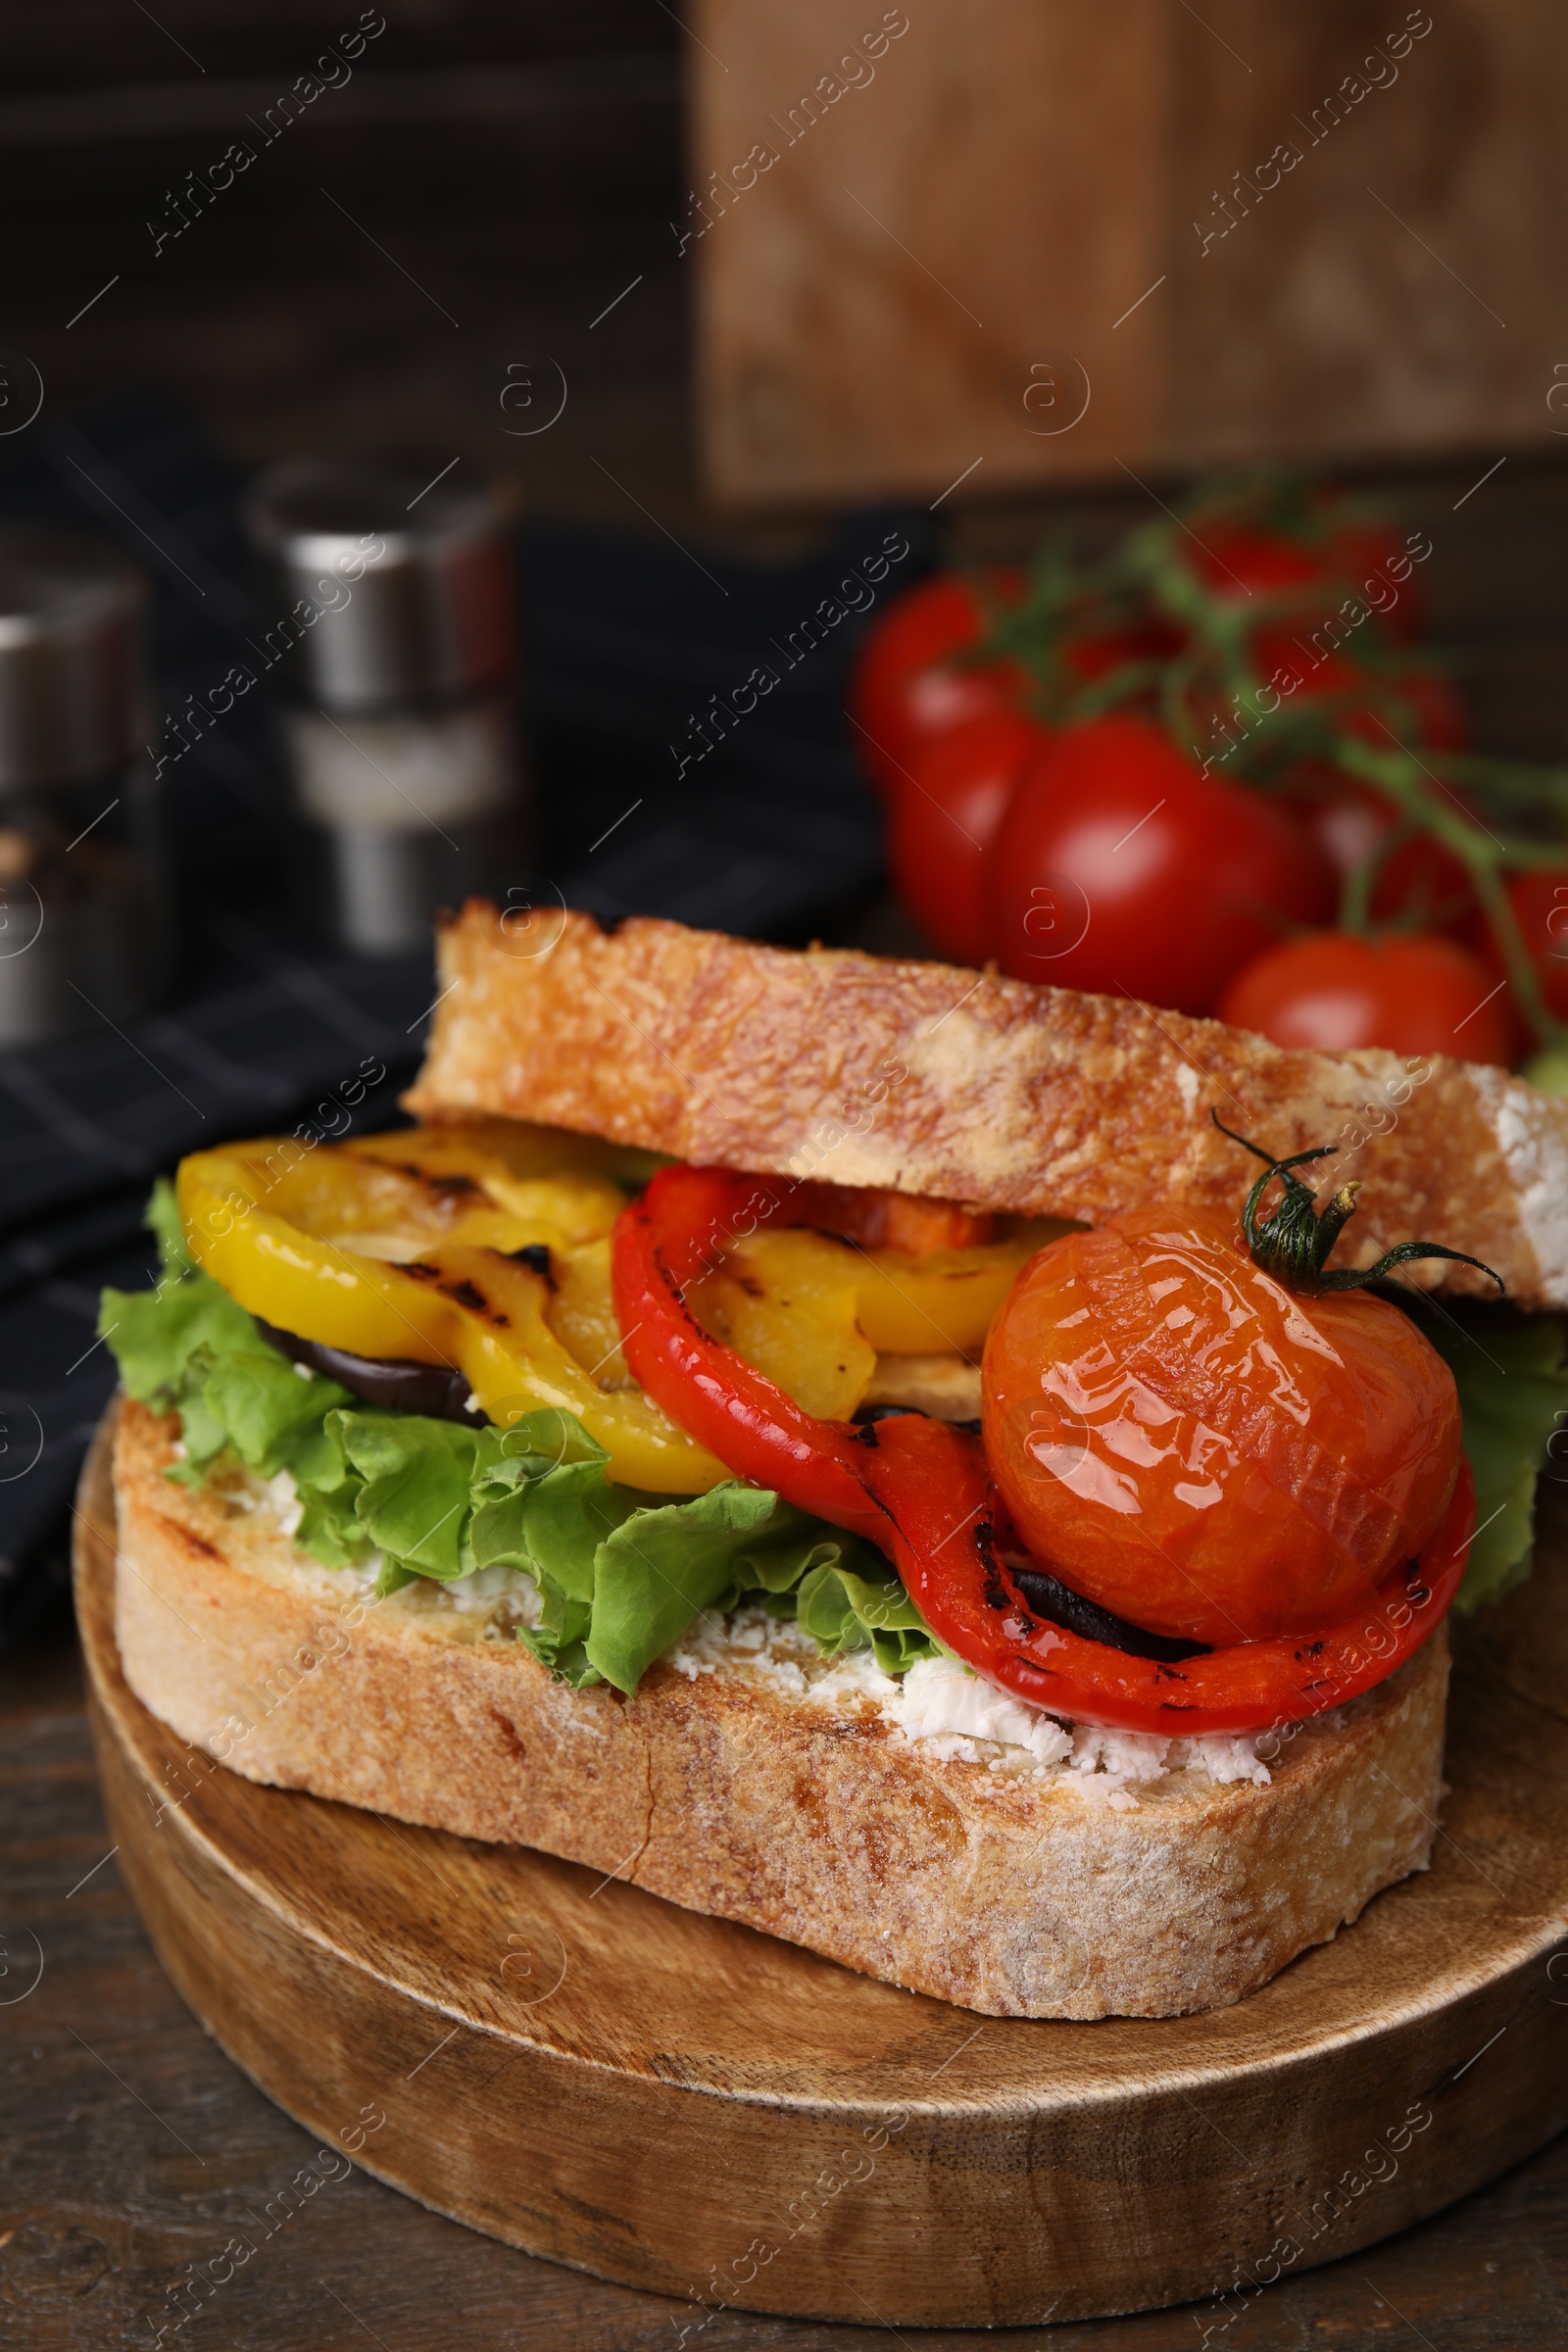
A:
245 454 518 712
0 527 149 789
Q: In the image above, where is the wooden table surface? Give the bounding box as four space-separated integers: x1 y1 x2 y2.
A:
3 1611 1564 2352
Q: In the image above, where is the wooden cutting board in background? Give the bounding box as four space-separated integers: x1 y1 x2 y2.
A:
690 0 1566 506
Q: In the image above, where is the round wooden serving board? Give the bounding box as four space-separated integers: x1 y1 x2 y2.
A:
74 1414 1568 2330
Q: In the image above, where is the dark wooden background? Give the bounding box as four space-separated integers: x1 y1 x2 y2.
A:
0 1 693 534
3 7 1567 2345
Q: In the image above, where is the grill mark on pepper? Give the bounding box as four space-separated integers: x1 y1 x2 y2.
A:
405 1260 511 1325
510 1243 556 1288
440 1275 508 1323
393 1163 484 1200
1012 1567 1212 1664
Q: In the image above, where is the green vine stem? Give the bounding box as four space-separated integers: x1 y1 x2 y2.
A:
1339 839 1381 938
1330 735 1568 1050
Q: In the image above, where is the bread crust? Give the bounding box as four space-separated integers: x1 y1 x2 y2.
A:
403 904 1568 1306
112 1398 1449 2021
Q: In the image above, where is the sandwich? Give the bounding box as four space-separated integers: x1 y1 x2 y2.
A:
98 903 1568 2020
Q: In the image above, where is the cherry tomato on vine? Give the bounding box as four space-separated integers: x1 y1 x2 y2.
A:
1195 524 1426 644
981 1208 1462 1646
985 714 1334 1015
1464 869 1568 1025
1194 528 1329 603
849 572 1024 796
1322 520 1426 642
1253 632 1465 755
888 710 1048 967
1062 618 1186 684
1351 667 1465 755
1286 775 1478 932
1217 930 1521 1064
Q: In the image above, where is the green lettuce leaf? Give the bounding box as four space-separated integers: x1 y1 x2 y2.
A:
795 1555 941 1673
99 1190 358 1508
1418 1307 1568 1610
203 1350 356 1486
146 1174 192 1275
100 1199 941 1691
100 1266 258 1408
330 1412 482 1582
294 1478 370 1573
586 1482 785 1692
508 1460 656 1601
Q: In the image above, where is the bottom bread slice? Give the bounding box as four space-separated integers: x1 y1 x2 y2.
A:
111 1397 1448 2021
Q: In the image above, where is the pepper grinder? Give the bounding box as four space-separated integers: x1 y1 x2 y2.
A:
246 454 527 956
0 527 168 1048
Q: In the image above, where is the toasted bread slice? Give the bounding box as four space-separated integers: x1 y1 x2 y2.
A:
404 904 1568 1306
112 1398 1448 2021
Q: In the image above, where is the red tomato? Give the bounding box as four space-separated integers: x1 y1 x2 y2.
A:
1365 667 1465 754
1217 930 1521 1064
1193 527 1326 601
1197 523 1426 644
981 1209 1462 1645
1254 632 1465 754
1063 618 1186 683
1462 870 1568 1026
1288 777 1477 931
1503 871 1568 1018
888 710 1045 966
849 572 1024 796
985 714 1334 1015
1322 521 1426 642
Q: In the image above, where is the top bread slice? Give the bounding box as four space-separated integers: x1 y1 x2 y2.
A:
405 903 1568 1307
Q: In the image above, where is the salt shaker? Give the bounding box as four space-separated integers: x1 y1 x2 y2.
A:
245 455 526 956
0 527 168 1049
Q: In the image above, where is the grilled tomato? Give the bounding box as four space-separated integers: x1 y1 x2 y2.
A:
981 1208 1463 1648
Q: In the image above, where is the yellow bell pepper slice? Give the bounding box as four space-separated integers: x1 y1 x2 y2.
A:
176 1124 1070 1481
852 1235 1046 1355
341 1117 664 1193
177 1140 725 1493
285 1128 624 1249
688 1222 1075 1414
541 1236 637 1391
691 1231 876 1422
395 1245 725 1488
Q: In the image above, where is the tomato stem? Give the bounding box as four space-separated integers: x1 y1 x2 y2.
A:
1211 1112 1505 1294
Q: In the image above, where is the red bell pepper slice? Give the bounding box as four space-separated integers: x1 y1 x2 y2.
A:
611 1165 1474 1735
611 1163 890 1546
876 1413 1473 1736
